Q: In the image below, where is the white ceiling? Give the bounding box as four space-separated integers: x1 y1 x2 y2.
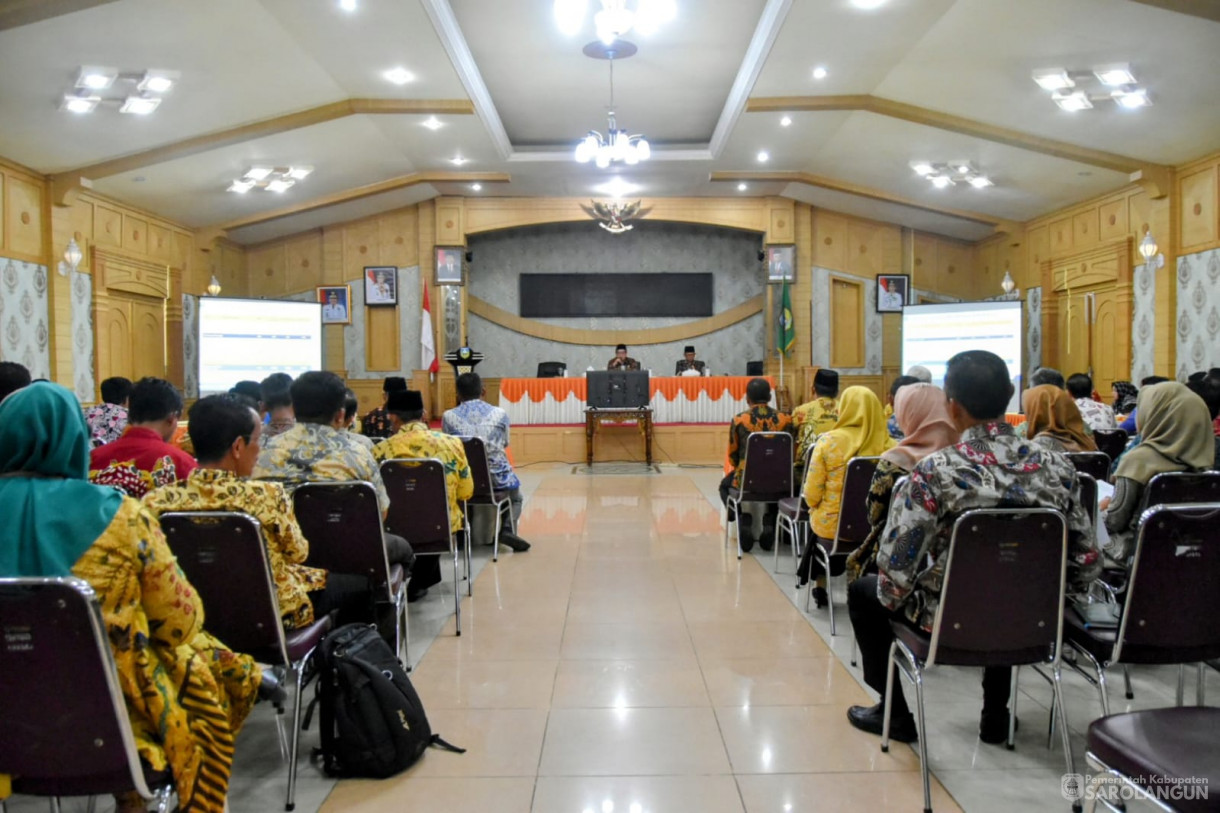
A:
0 0 1216 244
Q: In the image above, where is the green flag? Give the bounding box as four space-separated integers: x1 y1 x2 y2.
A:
776 279 795 358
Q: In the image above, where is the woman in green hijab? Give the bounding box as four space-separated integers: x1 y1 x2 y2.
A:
0 383 259 813
1101 381 1216 564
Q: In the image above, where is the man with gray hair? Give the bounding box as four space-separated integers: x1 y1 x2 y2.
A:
904 365 932 384
1028 367 1065 389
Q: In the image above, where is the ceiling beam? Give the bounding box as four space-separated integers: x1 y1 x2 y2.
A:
0 0 120 30
746 95 1169 187
213 171 511 232
50 98 476 201
1128 0 1220 23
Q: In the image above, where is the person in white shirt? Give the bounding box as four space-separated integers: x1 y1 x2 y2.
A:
1066 372 1117 432
322 292 347 322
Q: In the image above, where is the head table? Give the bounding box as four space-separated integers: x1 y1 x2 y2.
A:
498 375 775 425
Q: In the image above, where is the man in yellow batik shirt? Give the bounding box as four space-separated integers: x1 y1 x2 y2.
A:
791 368 840 464
373 389 474 602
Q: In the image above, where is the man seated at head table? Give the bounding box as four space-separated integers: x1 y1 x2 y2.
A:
846 349 1100 746
674 345 707 376
607 343 641 371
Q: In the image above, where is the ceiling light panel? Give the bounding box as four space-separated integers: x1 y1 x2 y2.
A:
812 66 828 80
244 167 274 180
137 70 177 93
421 116 443 130
383 67 415 85
1052 89 1093 111
61 94 99 114
119 96 160 115
1031 68 1073 91
1093 63 1135 87
76 67 117 90
265 179 295 193
850 0 888 9
756 150 769 162
1113 88 1151 109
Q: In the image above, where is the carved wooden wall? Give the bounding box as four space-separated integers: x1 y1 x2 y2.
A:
92 246 177 385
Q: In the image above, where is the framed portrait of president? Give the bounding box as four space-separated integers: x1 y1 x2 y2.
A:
435 246 464 286
766 244 795 283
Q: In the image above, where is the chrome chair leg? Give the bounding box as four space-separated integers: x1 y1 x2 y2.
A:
1198 663 1206 706
1122 664 1133 700
1007 666 1019 750
880 639 898 753
850 636 858 667
913 666 932 813
1052 662 1080 812
1177 664 1186 706
452 549 462 635
285 656 309 812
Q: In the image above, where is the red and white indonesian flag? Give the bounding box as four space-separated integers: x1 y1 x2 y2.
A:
421 280 439 375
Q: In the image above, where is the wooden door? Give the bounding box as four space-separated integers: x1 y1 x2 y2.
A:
830 277 864 368
1055 290 1089 381
1091 288 1120 395
131 298 166 380
96 303 132 387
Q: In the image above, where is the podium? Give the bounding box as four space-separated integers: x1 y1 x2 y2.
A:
444 347 483 376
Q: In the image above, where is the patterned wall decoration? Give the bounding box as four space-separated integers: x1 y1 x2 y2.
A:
0 257 51 380
71 271 95 402
344 266 422 378
182 294 198 398
1025 286 1043 384
1175 248 1220 381
809 266 881 375
1130 264 1155 383
465 221 764 376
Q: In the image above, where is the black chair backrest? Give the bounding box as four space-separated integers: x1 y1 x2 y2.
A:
0 577 153 799
826 456 881 554
739 431 793 502
380 458 454 556
537 362 566 378
292 481 391 597
1068 452 1111 484
745 361 764 376
460 436 496 500
929 509 1067 667
1093 428 1128 462
159 511 288 663
1077 473 1099 532
1142 471 1220 509
1115 503 1220 663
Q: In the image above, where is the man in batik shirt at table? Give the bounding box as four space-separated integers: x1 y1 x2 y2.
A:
791 368 839 465
607 344 641 370
674 345 707 376
719 377 793 552
362 376 407 440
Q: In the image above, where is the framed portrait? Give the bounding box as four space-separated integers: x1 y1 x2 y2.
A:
364 266 398 306
435 246 464 286
765 244 795 283
317 285 352 325
876 274 910 313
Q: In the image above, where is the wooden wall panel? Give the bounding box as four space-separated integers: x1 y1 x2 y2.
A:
829 275 864 368
283 232 323 291
247 243 287 299
148 223 172 264
812 210 848 271
1179 166 1218 250
365 306 400 371
766 197 796 244
1050 216 1074 256
379 209 417 269
434 198 464 246
1025 224 1050 290
846 219 900 278
0 173 6 248
1098 198 1127 243
218 242 248 297
911 233 937 290
4 173 43 260
94 204 122 249
122 214 148 255
936 241 973 298
343 219 381 272
1073 209 1099 250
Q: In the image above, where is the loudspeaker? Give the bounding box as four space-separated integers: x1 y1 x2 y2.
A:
757 250 766 262
465 251 473 263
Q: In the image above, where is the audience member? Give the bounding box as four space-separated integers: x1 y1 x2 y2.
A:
1022 384 1098 453
0 360 31 402
1066 373 1116 432
85 376 132 447
374 389 474 601
229 380 265 414
904 365 932 384
0 383 260 813
884 375 921 439
1028 366 1065 389
719 377 793 552
342 388 375 451
1102 381 1216 564
791 368 839 464
363 375 407 440
260 372 296 438
1186 374 1220 469
796 386 895 603
145 394 371 629
442 372 531 552
845 383 959 584
847 350 1099 745
1111 380 1139 415
90 377 196 497
1118 375 1170 433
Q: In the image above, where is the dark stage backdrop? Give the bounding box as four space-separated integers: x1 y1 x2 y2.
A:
519 273 713 318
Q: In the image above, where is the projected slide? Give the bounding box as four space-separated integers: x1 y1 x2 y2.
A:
198 298 322 394
902 301 1023 410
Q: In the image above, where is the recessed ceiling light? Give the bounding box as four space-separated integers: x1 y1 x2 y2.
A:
930 175 954 189
450 155 469 166
850 0 888 9
968 175 994 189
265 179 295 193
339 0 357 10
244 167 274 181
61 94 100 114
470 183 482 191
137 70 177 94
1112 87 1151 109
812 66 828 80
780 115 792 127
76 66 116 91
421 116 443 130
1031 68 1074 92
756 150 769 163
383 67 415 85
1094 63 1135 87
285 166 314 180
228 180 255 194
119 96 160 115
1052 89 1093 111
737 183 748 191
595 176 638 198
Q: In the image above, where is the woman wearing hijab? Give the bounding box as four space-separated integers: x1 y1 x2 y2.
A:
1022 384 1098 453
0 383 260 813
797 386 896 604
1101 381 1215 564
1111 380 1138 416
846 383 960 583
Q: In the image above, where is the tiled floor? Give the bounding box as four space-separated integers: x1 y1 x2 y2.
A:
9 463 1216 812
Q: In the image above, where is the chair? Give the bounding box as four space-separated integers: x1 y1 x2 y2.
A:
460 436 516 563
1065 503 1220 716
1142 470 1220 507
380 458 464 634
0 577 174 813
1093 429 1128 463
158 512 333 812
723 432 793 559
880 509 1075 813
537 361 566 378
291 481 408 665
805 456 880 632
1084 707 1220 813
1069 452 1112 484
775 444 816 574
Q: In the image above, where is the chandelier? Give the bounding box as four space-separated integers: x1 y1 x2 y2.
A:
554 0 677 45
574 55 650 167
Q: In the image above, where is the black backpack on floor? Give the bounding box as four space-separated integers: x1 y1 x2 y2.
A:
306 623 464 778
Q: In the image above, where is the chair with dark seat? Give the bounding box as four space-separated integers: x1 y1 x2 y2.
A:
805 456 880 632
1065 502 1220 716
380 458 464 634
1092 429 1128 463
159 512 333 812
880 508 1075 813
1069 452 1112 484
723 432 793 560
0 577 174 813
1142 471 1220 507
775 445 816 574
460 436 516 563
537 361 566 378
291 481 407 664
1083 706 1220 813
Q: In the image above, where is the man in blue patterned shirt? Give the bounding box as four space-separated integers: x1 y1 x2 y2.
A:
442 373 531 552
